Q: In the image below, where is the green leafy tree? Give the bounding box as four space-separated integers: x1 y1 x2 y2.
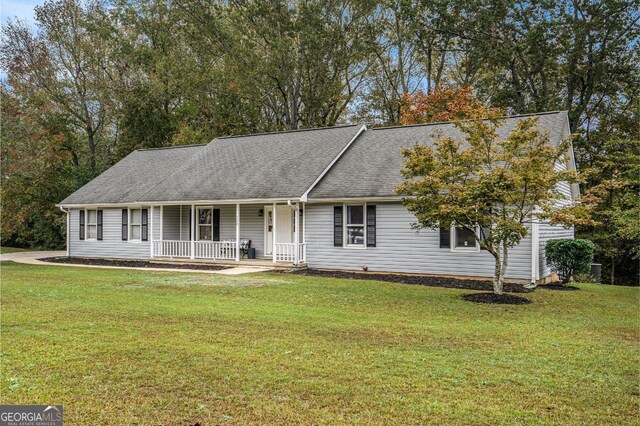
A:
396 116 589 294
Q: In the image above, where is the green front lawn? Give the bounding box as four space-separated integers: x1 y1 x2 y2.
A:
0 247 30 254
1 262 637 425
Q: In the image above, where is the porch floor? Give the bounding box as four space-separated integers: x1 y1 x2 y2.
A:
151 257 306 269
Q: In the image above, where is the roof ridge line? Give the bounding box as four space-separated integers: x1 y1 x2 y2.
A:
370 110 567 131
136 143 207 152
216 123 361 140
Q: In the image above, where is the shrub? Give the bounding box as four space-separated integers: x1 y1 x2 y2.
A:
546 239 595 283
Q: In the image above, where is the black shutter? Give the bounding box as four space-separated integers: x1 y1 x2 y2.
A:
333 206 343 247
189 207 192 240
212 209 220 241
122 209 128 241
366 205 376 247
79 210 85 240
141 209 148 241
97 210 103 241
439 227 450 248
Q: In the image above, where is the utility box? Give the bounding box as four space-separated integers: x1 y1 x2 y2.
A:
591 263 602 283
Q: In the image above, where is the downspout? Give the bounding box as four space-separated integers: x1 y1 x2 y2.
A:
58 206 70 257
529 214 540 288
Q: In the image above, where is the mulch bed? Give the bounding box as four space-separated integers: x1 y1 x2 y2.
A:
282 268 532 293
41 256 230 271
462 293 532 305
539 284 580 291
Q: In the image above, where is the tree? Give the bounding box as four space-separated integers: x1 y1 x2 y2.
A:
400 86 503 125
578 136 640 284
396 116 588 294
2 0 116 172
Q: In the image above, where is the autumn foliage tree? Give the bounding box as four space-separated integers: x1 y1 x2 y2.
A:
396 116 590 295
399 86 504 125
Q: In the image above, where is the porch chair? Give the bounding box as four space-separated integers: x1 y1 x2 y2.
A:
240 239 251 259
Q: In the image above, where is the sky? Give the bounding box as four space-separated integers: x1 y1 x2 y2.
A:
1 0 42 26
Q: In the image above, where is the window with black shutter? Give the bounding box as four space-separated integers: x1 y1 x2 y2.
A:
333 206 343 247
366 205 376 247
213 208 220 241
79 210 85 240
97 210 103 241
122 209 128 241
439 227 450 248
141 209 148 241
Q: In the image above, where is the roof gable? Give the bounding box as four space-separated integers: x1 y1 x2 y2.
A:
308 112 569 199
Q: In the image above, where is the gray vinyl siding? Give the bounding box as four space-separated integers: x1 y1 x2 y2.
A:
152 207 161 240
538 222 574 278
239 204 265 259
69 208 151 259
305 202 533 280
162 205 182 240
536 158 575 279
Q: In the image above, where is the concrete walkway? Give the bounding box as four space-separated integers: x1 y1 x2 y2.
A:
0 251 273 275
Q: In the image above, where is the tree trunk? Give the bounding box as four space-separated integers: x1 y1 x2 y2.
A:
492 249 504 295
500 243 508 290
610 258 615 285
87 125 96 172
491 244 510 295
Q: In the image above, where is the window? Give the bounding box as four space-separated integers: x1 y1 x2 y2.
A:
345 205 365 246
453 226 478 250
130 209 141 240
198 208 213 240
87 209 98 240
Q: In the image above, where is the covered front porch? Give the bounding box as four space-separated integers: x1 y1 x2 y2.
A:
149 202 306 265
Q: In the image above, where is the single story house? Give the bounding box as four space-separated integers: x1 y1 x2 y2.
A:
57 111 577 284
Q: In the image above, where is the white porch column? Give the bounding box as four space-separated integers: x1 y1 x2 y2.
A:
235 203 240 262
149 206 154 258
294 202 300 265
190 204 195 260
272 202 277 263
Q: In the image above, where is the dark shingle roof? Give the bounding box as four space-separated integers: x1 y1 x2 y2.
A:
308 111 569 199
59 144 206 205
59 112 568 205
59 125 363 205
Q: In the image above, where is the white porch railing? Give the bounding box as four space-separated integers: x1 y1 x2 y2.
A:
153 240 191 258
154 240 304 263
274 243 306 263
153 240 236 260
194 241 236 260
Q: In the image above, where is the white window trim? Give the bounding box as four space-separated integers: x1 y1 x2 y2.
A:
343 203 367 249
85 208 98 241
450 224 481 252
128 207 143 243
197 206 215 241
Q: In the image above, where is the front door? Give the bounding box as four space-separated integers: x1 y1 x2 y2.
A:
264 205 293 255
